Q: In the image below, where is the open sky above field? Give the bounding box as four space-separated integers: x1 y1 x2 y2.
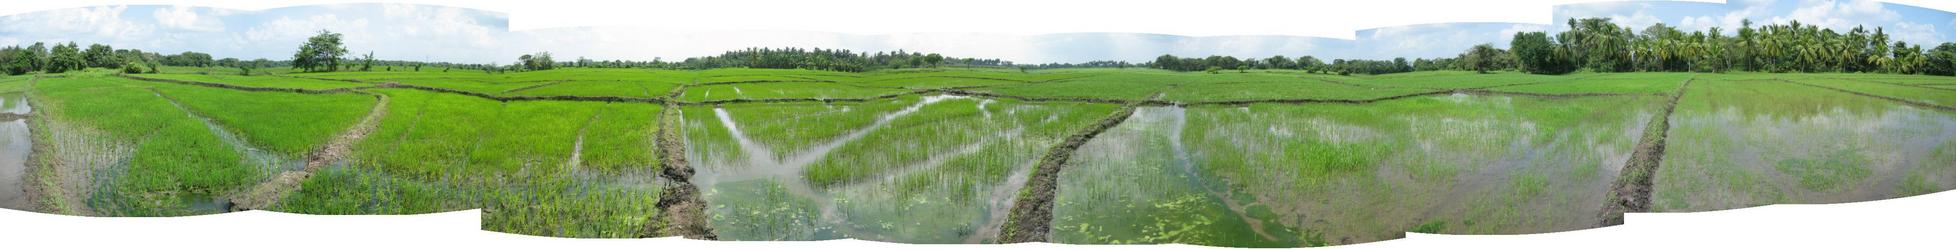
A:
0 0 1951 64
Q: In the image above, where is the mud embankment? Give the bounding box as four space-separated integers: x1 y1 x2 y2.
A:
1597 77 1694 226
647 85 718 240
997 94 1155 243
228 93 391 211
1782 79 1956 113
499 80 568 94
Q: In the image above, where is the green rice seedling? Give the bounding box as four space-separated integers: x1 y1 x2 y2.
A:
720 96 917 157
1054 92 1664 247
573 102 664 173
1789 78 1956 107
1488 73 1691 94
512 80 683 98
31 76 262 216
150 84 376 159
680 82 909 102
1653 79 1956 212
139 74 369 90
351 89 508 179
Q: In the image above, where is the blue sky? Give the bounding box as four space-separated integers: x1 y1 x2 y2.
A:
0 0 1949 64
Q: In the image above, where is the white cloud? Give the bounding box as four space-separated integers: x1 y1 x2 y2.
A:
1888 21 1939 45
243 14 370 42
1773 0 1901 30
0 5 147 39
152 6 224 32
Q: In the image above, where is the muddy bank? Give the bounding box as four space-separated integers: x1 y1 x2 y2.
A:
229 93 391 211
649 85 718 239
998 97 1150 243
499 80 567 94
1597 77 1693 226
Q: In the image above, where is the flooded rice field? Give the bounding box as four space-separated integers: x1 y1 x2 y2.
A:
0 93 29 210
682 95 1116 243
1054 94 1661 246
7 75 1956 247
1652 80 1956 212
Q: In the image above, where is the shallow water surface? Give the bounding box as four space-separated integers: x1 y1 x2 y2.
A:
1053 94 1661 247
1654 80 1956 211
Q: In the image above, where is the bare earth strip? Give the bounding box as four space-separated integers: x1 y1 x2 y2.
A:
997 93 1159 243
646 85 719 240
1597 76 1694 226
228 92 391 211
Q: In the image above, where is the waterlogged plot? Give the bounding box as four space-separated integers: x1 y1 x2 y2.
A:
149 84 376 159
29 77 265 216
1054 94 1663 247
273 88 668 237
1653 80 1956 212
685 96 1116 242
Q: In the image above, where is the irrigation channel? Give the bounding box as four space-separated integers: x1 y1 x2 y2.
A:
6 74 1956 247
0 92 32 210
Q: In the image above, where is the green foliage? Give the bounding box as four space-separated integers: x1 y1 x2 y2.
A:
292 30 349 72
1511 32 1577 74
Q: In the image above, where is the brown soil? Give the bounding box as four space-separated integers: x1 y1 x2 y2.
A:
229 92 390 211
646 85 719 240
1597 77 1693 226
997 95 1153 243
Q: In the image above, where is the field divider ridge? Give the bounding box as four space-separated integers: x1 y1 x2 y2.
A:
997 92 1159 243
1780 79 1956 113
1597 76 1694 226
646 84 718 240
229 91 392 211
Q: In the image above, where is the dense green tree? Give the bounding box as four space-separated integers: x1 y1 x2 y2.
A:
1461 43 1507 73
1511 32 1575 74
292 30 348 72
46 42 85 73
1928 43 1956 76
83 43 118 68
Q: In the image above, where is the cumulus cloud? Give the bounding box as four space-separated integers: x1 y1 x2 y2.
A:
1773 0 1901 30
243 14 370 42
152 6 224 32
0 5 147 39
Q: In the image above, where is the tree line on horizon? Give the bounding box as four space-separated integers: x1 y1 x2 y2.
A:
1143 18 1956 76
3 18 1951 76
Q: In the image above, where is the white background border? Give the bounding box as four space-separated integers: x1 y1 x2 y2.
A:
5 1 1956 249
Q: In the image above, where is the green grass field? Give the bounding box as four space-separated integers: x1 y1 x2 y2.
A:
12 67 1955 246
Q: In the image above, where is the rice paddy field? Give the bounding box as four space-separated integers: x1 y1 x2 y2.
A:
2 68 1952 247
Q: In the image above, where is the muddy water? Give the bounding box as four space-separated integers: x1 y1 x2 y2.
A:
1052 94 1661 247
0 94 28 211
0 119 29 210
1 93 29 114
686 95 1105 243
1653 80 1956 212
